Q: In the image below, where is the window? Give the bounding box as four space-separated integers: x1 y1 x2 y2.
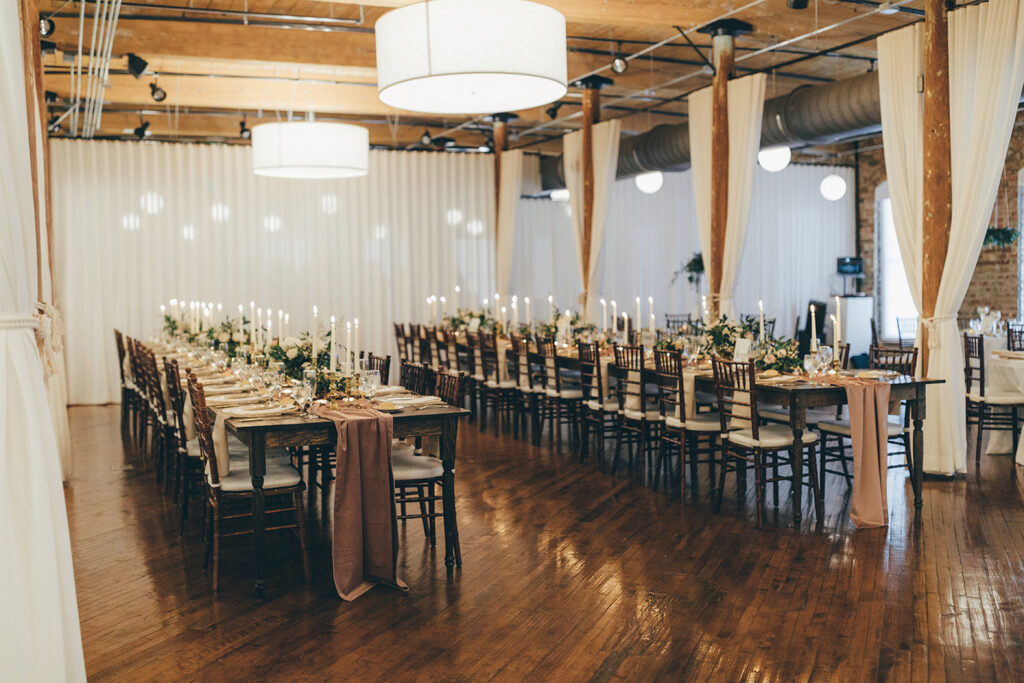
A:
875 184 917 340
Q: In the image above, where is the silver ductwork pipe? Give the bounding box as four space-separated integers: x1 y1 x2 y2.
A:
540 71 882 190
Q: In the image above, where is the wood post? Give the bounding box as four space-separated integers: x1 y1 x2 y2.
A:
709 33 734 319
19 0 46 301
576 75 610 317
493 117 508 220
921 0 952 374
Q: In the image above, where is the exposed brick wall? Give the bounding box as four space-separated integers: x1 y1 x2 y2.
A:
854 113 1024 319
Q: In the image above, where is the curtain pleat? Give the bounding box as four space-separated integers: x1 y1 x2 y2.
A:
509 165 853 333
52 141 495 404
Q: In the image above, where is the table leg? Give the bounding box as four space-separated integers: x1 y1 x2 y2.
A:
250 433 267 598
440 418 462 569
789 398 807 525
911 389 925 510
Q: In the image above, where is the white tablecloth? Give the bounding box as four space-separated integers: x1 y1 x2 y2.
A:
984 349 1024 464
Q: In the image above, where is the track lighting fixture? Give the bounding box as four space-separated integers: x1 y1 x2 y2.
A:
611 56 629 74
545 102 562 119
432 136 455 148
420 129 432 146
40 17 55 37
149 82 167 102
239 119 251 139
133 120 150 139
126 53 148 79
47 115 62 135
787 0 809 8
878 1 899 15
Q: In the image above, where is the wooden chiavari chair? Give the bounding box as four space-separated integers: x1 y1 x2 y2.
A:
509 334 543 441
1008 324 1024 351
186 371 310 592
124 337 147 449
712 357 822 524
578 342 617 469
394 323 410 362
399 360 429 395
538 338 583 451
664 314 692 334
817 345 918 494
964 334 1024 467
477 331 516 432
654 349 724 498
359 352 391 385
114 329 138 438
611 345 663 479
393 370 466 547
140 345 174 491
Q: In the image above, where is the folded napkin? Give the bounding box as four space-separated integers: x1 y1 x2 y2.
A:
374 386 412 397
205 393 269 407
387 396 444 408
222 403 299 418
202 384 249 395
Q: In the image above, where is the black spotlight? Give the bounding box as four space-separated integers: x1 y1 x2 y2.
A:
40 17 55 37
419 129 432 146
787 0 809 8
545 102 562 119
432 136 454 148
239 119 251 139
133 120 150 139
126 53 148 78
611 56 628 74
149 82 167 102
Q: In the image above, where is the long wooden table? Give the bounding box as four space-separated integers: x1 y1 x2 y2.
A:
210 403 469 598
459 341 942 524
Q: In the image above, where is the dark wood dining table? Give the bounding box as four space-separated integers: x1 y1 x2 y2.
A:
210 402 469 598
455 340 942 525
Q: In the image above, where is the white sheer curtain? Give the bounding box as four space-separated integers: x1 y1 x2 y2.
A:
1 1 85 677
688 74 767 316
563 119 621 322
52 140 494 404
495 149 523 298
509 164 854 332
879 0 1024 475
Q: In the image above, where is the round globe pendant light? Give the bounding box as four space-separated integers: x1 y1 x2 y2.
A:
757 145 791 173
634 171 664 194
820 173 848 201
251 121 369 179
375 0 568 115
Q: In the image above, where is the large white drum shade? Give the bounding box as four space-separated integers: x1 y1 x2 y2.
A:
375 0 567 115
251 122 369 179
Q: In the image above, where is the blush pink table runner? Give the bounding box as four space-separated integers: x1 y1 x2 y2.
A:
314 404 407 600
824 377 892 528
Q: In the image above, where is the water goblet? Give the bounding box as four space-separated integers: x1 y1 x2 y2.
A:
816 345 834 373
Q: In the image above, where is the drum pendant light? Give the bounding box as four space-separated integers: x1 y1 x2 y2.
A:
375 0 568 115
251 122 369 179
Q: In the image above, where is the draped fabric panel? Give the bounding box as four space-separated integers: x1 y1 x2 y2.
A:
52 140 495 404
509 165 854 332
0 1 86 677
563 119 621 322
495 149 523 298
879 0 1024 474
688 73 767 317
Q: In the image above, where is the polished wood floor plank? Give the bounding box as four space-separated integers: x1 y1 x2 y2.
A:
64 405 1024 681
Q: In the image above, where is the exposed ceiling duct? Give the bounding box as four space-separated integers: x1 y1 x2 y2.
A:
540 70 883 190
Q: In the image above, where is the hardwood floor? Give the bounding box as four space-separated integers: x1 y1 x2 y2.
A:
66 405 1024 681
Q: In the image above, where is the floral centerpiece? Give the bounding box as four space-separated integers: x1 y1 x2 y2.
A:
753 337 802 373
209 319 249 358
535 307 596 341
444 309 498 333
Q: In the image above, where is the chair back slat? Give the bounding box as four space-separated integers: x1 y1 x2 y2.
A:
1008 324 1024 351
654 348 683 420
962 333 985 397
433 370 466 406
711 356 758 436
185 371 220 486
869 345 918 376
613 345 646 412
400 360 428 394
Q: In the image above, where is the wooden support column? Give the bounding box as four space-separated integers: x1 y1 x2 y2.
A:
921 0 952 373
698 19 750 318
493 115 510 216
575 76 612 316
18 0 47 301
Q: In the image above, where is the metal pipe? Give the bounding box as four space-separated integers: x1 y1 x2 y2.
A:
71 0 85 135
81 0 104 138
92 0 365 26
92 0 123 136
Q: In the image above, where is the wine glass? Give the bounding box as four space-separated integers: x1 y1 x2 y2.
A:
361 369 381 399
803 354 817 374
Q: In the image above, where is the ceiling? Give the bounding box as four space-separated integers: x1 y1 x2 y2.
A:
39 0 925 153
